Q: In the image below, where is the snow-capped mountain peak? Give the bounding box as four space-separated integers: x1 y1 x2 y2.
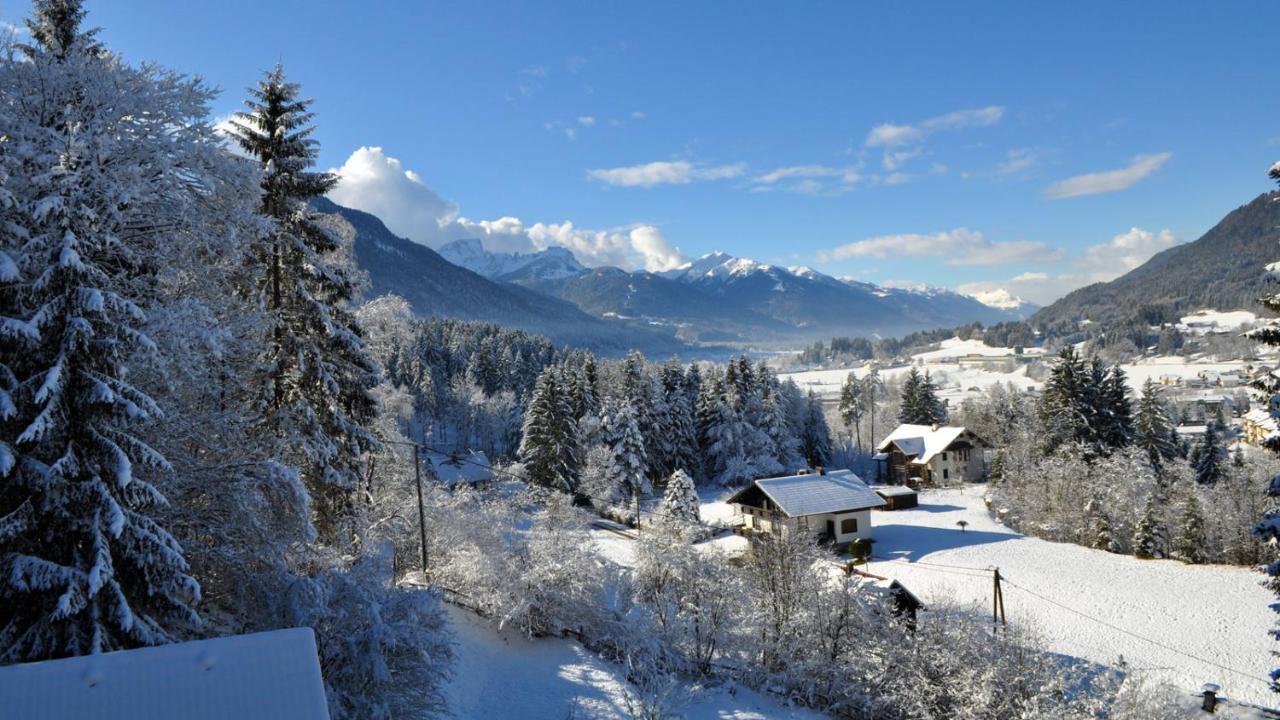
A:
963 288 1030 311
439 239 587 281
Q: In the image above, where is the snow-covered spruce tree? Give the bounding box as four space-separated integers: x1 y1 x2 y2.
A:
1134 378 1177 473
898 367 924 424
1193 423 1227 485
800 391 831 469
861 365 884 445
0 1 212 660
1132 495 1167 559
518 367 578 493
602 398 650 511
658 469 700 528
1176 491 1208 564
226 65 380 543
838 371 865 449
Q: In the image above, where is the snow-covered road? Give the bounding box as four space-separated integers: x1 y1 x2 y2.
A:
864 487 1276 707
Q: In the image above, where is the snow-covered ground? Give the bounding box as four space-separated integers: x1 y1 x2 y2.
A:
1179 310 1260 335
782 362 1040 405
444 604 824 719
863 487 1275 707
912 337 1045 362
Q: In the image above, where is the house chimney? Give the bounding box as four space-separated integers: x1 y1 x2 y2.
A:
931 423 939 432
1200 683 1220 713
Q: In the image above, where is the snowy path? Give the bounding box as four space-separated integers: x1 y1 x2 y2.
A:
444 604 824 719
864 487 1276 707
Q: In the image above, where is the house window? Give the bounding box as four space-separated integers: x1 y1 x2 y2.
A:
941 452 947 461
943 468 950 480
840 517 857 534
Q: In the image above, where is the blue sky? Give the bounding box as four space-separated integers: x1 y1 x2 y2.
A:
5 1 1278 304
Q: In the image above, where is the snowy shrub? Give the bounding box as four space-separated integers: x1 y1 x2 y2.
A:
285 547 452 720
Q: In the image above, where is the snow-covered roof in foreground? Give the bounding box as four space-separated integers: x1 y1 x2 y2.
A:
871 484 918 497
0 628 329 720
734 469 886 516
427 449 493 486
877 424 975 464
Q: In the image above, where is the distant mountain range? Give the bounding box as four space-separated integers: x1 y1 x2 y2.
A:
313 198 685 355
1033 191 1280 331
442 242 1036 343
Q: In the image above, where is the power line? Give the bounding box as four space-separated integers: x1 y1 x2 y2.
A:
1000 577 1272 688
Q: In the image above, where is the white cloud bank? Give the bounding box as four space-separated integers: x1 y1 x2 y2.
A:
865 106 1005 148
328 146 687 272
1043 152 1172 199
957 227 1182 305
586 160 746 188
819 228 1063 267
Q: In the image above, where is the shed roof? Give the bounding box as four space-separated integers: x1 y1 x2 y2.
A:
871 485 917 498
0 628 329 720
877 424 977 464
427 449 493 486
730 469 886 517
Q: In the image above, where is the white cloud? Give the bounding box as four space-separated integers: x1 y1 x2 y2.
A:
820 228 1063 266
587 160 746 188
865 105 1005 147
882 172 913 186
750 164 863 194
955 227 1182 305
328 146 688 272
577 115 596 127
564 127 578 141
866 123 924 148
883 148 922 171
1079 227 1180 275
997 148 1040 175
630 111 647 120
328 146 460 245
1043 152 1172 199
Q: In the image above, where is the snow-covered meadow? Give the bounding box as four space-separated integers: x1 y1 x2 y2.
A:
862 487 1275 707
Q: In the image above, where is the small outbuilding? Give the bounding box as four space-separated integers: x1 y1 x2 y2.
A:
426 449 494 488
872 484 919 510
728 468 886 548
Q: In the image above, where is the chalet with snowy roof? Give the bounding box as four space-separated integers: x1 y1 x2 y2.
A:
0 628 329 720
728 468 885 548
874 424 989 486
426 449 494 488
1242 408 1279 447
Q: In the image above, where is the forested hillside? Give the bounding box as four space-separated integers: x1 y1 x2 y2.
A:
1034 192 1280 332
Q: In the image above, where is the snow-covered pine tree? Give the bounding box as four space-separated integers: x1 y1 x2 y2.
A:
922 370 948 425
227 65 380 543
602 398 650 506
898 367 924 424
1100 365 1134 450
1248 160 1280 692
1176 492 1207 564
838 372 865 449
0 0 207 659
1134 378 1177 473
801 391 832 469
622 351 661 479
1132 494 1166 559
518 367 578 494
862 366 884 446
658 469 700 527
1193 423 1227 485
660 360 698 481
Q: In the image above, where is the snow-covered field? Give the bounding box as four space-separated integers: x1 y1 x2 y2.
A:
444 604 824 719
1180 310 1260 335
863 487 1275 707
782 362 1039 405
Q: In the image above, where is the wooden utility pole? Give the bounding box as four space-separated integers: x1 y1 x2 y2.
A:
992 567 1007 628
634 492 642 536
413 442 429 579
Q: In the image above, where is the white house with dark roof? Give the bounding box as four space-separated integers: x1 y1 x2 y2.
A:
875 424 988 486
728 468 885 545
